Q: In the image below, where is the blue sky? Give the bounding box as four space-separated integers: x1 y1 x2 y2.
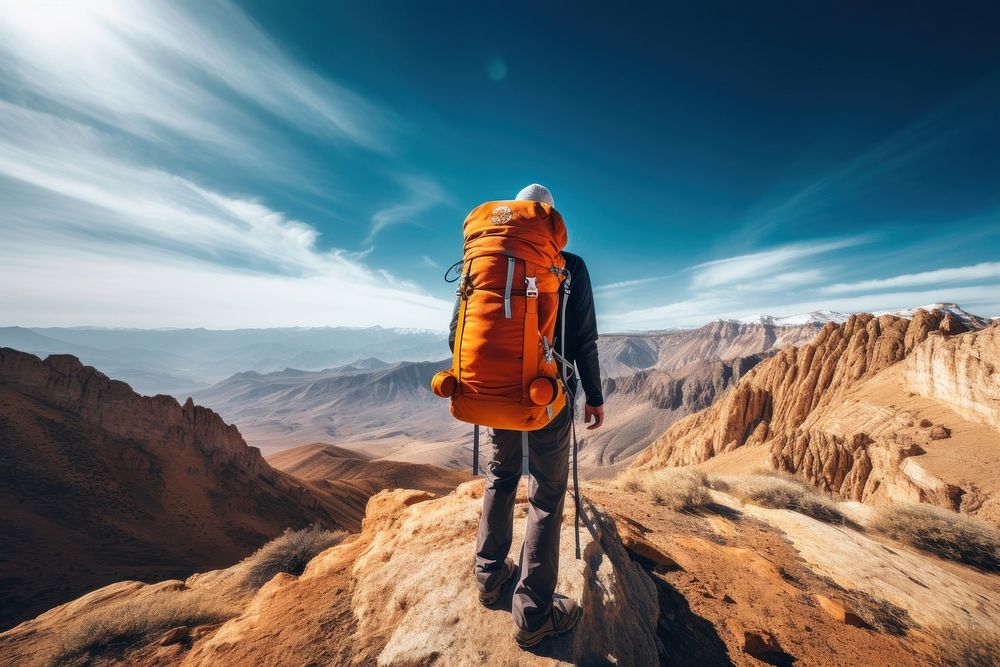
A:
0 1 998 331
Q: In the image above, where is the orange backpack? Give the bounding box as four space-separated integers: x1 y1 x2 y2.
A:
431 199 569 432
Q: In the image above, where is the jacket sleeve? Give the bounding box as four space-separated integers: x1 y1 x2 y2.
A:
565 257 604 407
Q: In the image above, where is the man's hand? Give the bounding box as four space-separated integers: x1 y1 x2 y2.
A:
584 403 605 430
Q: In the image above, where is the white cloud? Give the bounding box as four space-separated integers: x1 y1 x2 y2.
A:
0 245 449 329
0 0 392 153
367 175 448 244
0 2 460 329
594 276 670 293
0 104 451 328
688 237 867 289
818 262 1000 295
605 284 1000 331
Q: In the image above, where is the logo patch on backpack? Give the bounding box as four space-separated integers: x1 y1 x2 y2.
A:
489 206 513 226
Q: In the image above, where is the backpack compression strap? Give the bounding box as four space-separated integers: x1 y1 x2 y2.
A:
522 261 539 400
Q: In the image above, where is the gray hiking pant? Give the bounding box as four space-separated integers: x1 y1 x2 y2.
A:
474 405 571 631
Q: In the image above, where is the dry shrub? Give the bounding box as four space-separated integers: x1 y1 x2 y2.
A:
934 626 1000 666
728 474 851 525
241 524 346 590
615 468 711 512
705 475 732 492
617 468 646 493
870 503 1000 572
53 589 234 664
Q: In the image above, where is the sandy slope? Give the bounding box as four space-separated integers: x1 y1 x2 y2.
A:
266 443 470 531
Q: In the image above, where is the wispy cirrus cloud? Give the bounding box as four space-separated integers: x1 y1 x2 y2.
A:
601 231 1000 331
817 262 1000 295
687 236 870 289
0 0 393 153
0 1 457 328
594 275 672 293
366 174 449 244
608 283 1000 330
0 82 449 328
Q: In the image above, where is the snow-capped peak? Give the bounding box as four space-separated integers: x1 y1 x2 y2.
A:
736 310 850 327
872 303 992 329
723 303 992 329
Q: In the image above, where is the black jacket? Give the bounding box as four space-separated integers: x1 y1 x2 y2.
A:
448 251 604 407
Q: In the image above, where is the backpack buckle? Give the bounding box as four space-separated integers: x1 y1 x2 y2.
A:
525 276 538 298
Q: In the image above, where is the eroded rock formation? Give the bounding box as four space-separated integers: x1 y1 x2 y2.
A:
634 314 1000 521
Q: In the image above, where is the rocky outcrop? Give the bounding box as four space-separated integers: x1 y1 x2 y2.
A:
0 348 265 476
633 311 1000 521
636 312 949 468
903 323 1000 430
0 483 663 666
0 347 345 630
6 478 995 666
598 320 822 379
581 354 770 471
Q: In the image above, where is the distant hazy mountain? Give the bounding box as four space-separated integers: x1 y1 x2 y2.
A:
597 319 822 379
0 326 448 396
192 359 472 466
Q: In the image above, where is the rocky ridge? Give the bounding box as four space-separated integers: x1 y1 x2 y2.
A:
0 348 474 631
3 478 996 666
634 311 1000 523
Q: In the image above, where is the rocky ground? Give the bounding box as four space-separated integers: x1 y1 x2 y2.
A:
3 477 996 666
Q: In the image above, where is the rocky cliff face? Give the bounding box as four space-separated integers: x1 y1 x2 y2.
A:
903 324 1000 430
633 313 1000 522
598 320 822 379
0 347 340 630
581 354 769 472
1 348 265 475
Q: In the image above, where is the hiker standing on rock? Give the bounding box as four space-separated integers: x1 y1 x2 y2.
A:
434 183 604 648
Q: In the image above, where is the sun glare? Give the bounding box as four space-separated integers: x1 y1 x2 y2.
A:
1 0 118 45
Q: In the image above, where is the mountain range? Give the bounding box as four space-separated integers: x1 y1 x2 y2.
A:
190 304 993 478
635 309 1000 524
0 326 449 396
0 348 466 631
0 303 997 664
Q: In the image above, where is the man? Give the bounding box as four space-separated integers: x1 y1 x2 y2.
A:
449 183 605 648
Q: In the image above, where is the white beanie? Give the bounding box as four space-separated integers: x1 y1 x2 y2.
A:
515 183 554 207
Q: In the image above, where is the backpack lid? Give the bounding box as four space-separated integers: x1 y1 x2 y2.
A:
462 199 567 267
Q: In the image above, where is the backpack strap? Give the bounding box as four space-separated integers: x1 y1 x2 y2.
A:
521 260 539 402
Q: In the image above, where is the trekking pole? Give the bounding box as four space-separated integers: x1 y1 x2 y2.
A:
472 424 480 475
572 401 582 559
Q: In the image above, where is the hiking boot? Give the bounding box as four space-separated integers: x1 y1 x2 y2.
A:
514 596 582 648
478 558 518 606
